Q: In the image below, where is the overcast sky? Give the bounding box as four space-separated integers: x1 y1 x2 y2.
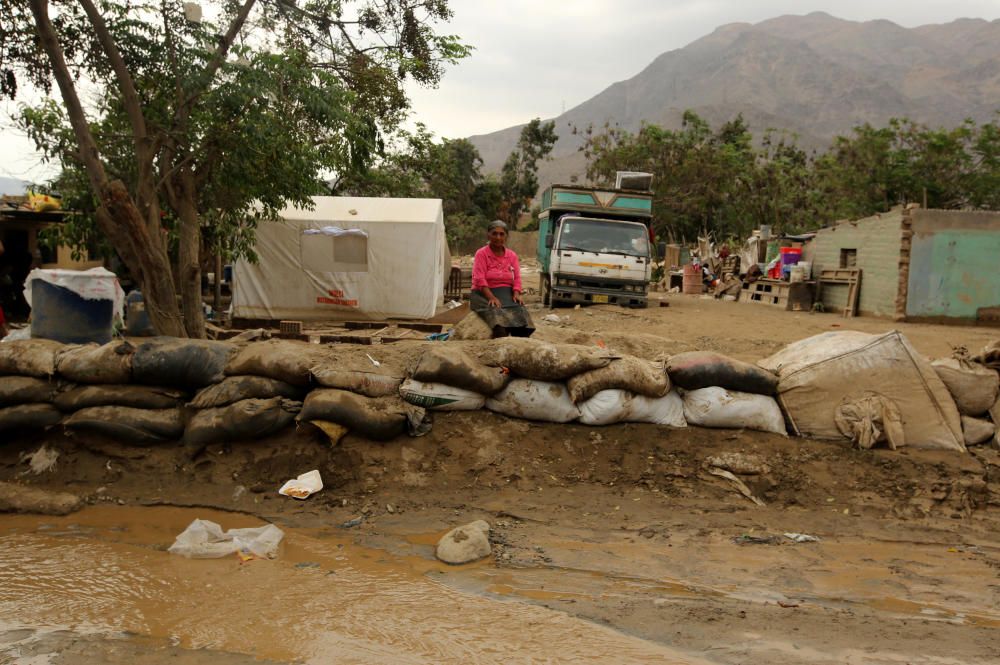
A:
3 0 1000 183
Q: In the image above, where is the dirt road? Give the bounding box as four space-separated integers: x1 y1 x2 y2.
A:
1 295 998 664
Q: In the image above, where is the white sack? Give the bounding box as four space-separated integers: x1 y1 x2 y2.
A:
961 415 995 446
398 378 486 411
931 357 999 416
579 389 686 427
485 379 580 423
682 387 786 435
168 519 284 559
769 331 964 451
24 267 125 324
758 331 878 376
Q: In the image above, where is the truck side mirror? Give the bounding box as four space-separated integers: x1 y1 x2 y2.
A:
545 234 554 249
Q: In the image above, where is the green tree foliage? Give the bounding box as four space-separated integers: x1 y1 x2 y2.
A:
498 118 557 224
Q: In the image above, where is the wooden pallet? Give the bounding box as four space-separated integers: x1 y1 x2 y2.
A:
816 268 862 318
739 279 813 311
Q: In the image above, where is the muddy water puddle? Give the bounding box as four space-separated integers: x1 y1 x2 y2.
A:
0 506 702 664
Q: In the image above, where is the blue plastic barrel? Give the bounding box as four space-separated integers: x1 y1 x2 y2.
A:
125 289 156 336
31 280 115 344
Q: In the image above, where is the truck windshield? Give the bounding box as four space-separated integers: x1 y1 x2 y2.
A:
557 219 649 257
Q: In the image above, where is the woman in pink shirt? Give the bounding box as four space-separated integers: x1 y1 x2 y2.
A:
469 220 534 337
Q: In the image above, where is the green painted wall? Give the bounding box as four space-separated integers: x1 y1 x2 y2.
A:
810 210 903 317
906 210 1000 319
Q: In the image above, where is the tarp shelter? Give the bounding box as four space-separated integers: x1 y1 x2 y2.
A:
233 197 449 321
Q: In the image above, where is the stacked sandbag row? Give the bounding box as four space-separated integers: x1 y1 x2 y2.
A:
930 347 999 448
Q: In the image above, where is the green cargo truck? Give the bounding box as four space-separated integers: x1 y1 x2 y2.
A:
536 180 654 308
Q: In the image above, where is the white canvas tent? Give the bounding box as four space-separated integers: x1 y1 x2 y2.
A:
232 196 450 321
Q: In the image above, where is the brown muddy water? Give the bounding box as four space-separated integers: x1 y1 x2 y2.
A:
0 506 704 664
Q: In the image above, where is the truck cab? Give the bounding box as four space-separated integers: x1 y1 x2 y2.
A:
536 182 654 308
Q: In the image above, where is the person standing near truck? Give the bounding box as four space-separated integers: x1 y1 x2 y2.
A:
470 220 535 338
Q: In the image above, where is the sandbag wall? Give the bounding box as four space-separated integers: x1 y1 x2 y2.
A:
1 332 996 453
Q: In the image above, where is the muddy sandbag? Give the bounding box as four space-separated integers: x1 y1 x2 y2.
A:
189 376 303 409
961 415 995 446
682 387 786 435
666 351 777 395
0 376 61 406
0 404 63 431
184 397 301 446
63 406 184 444
54 340 134 384
410 346 509 395
132 338 236 388
485 379 580 423
54 385 186 412
298 389 408 441
973 340 1000 370
766 331 965 451
931 356 999 416
833 392 904 450
310 367 402 398
448 311 493 341
477 338 612 382
567 356 669 403
399 379 486 411
578 389 686 427
225 339 328 386
0 339 63 378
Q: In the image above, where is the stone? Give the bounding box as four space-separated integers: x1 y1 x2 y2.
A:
0 481 83 515
435 520 491 565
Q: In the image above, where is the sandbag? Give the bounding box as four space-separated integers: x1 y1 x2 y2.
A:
758 331 878 376
567 356 669 403
225 339 328 386
961 415 995 446
0 376 61 406
667 351 777 395
311 367 402 398
410 346 509 396
132 338 236 388
833 392 904 450
298 389 408 441
485 379 580 423
477 338 612 381
0 339 63 378
768 331 965 451
184 397 300 446
931 356 999 416
55 340 134 384
973 340 1000 370
63 406 184 444
54 385 186 412
448 311 493 341
682 387 786 435
398 379 486 411
0 404 62 431
991 396 1000 450
578 389 686 427
189 376 303 409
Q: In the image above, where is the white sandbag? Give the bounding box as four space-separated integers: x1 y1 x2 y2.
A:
398 379 485 411
961 415 995 446
931 356 999 416
682 387 786 435
311 367 402 398
578 389 686 427
768 331 965 451
485 379 580 423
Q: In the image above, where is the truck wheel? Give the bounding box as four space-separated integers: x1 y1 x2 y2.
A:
541 275 552 307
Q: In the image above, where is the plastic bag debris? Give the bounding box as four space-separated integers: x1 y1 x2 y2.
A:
168 519 284 559
784 533 820 543
278 469 323 500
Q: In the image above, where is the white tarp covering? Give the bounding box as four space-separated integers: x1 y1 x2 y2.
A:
23 267 126 323
232 197 449 320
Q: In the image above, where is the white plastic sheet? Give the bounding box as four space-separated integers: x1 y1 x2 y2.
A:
278 469 324 500
23 267 125 323
168 519 284 559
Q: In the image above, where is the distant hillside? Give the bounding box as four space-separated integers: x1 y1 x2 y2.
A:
0 177 29 196
469 12 1000 187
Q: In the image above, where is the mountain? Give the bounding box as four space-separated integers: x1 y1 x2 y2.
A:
0 177 29 196
469 12 1000 187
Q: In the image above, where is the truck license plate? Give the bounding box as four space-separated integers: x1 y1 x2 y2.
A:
592 294 609 304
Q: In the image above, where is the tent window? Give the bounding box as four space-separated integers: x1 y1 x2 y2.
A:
300 234 369 273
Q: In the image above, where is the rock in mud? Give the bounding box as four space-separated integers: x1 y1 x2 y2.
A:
0 481 82 515
436 520 491 565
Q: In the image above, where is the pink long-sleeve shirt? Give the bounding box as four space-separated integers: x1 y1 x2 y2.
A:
471 245 522 292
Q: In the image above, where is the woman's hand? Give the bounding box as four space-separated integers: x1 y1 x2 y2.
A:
512 291 524 305
488 295 502 308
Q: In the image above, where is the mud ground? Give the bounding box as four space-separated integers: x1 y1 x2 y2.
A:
2 293 999 664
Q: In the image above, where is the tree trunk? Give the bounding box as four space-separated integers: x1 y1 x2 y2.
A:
176 169 206 338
